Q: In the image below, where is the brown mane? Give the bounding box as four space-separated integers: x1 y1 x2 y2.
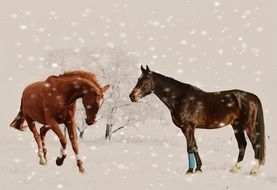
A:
59 70 102 89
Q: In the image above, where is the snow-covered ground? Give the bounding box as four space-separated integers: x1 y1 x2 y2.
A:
1 120 277 190
1 0 277 189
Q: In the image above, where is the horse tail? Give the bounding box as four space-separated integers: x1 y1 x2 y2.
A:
255 99 265 165
10 98 25 131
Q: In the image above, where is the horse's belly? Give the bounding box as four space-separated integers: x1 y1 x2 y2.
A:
202 111 238 129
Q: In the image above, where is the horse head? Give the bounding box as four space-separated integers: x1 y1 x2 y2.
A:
82 84 110 125
129 65 154 102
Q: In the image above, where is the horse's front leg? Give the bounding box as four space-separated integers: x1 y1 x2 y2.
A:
181 127 202 174
66 120 84 173
48 120 67 166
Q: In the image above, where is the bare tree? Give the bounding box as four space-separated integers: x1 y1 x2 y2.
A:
93 48 141 140
43 47 168 140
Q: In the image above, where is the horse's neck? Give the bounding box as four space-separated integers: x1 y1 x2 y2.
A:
153 75 204 112
153 75 184 111
66 88 82 105
63 78 94 104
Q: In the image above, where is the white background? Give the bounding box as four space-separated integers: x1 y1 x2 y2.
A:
0 0 276 189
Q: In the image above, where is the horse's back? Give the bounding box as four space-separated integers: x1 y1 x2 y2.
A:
204 89 261 114
208 89 260 105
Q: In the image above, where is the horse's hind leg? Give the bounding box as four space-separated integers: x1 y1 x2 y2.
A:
66 121 84 173
230 121 247 173
246 127 260 175
245 102 260 175
40 125 51 162
26 119 47 165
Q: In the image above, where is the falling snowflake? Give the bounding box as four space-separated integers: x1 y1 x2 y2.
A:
119 22 126 27
190 29 196 35
176 69 183 74
241 10 251 19
90 146 97 150
214 2 221 7
11 14 17 19
117 164 129 170
256 27 264 32
13 158 21 163
225 62 232 66
28 56 35 61
51 63 59 68
218 49 224 55
180 40 187 45
25 11 32 16
201 30 208 35
151 163 158 168
57 184 63 188
20 25 27 30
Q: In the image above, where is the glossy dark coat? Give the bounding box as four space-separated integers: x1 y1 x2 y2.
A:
130 66 265 173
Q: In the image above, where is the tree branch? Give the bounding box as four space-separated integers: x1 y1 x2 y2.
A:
112 126 125 133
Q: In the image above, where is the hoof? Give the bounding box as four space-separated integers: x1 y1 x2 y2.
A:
229 165 241 173
39 158 47 165
186 168 194 175
56 155 66 166
195 169 202 174
249 169 259 176
250 171 257 176
229 169 239 173
77 160 85 173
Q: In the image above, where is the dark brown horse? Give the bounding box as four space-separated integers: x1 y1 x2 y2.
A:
10 71 109 172
130 65 265 175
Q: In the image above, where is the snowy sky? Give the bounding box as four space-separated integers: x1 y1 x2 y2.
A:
0 1 277 189
0 0 276 134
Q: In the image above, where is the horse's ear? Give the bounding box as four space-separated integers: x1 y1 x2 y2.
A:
101 84 110 93
146 65 150 72
141 65 146 73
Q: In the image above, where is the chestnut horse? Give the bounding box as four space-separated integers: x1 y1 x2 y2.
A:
130 66 265 175
10 71 109 172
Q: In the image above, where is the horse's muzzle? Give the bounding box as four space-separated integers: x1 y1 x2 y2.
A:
129 89 141 102
85 118 95 125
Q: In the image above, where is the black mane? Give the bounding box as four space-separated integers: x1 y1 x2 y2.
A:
152 71 203 93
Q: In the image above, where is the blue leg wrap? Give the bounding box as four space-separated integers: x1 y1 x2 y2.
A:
188 153 196 169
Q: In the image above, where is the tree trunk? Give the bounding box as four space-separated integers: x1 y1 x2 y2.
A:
105 123 113 140
79 130 84 139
